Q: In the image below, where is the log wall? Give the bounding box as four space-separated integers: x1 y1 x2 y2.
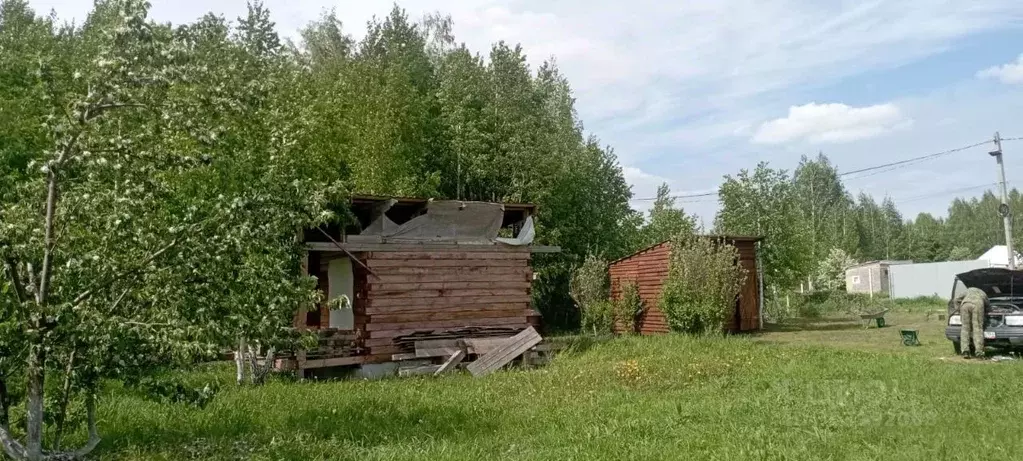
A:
361 249 535 361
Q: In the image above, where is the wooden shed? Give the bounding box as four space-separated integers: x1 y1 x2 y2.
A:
279 195 559 376
608 236 763 334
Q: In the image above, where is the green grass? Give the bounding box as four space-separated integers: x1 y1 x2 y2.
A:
82 312 1021 460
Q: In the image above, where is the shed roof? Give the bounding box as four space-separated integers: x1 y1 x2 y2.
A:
608 235 764 266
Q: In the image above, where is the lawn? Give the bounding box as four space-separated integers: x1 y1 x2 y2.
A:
85 311 1022 460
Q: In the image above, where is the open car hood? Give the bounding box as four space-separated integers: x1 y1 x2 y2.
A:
956 268 1023 298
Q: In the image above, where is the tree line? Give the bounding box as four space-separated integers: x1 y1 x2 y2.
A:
710 153 1021 292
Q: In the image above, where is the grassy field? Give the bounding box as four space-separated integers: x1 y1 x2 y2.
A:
82 310 1023 460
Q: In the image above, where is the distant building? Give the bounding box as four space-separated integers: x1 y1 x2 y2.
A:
845 260 912 294
978 245 1023 268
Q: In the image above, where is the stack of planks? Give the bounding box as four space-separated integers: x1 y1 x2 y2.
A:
392 326 525 353
394 326 545 377
361 249 536 361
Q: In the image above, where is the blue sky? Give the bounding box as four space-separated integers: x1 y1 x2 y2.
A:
27 0 1023 224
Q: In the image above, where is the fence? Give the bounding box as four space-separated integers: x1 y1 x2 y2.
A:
888 260 990 299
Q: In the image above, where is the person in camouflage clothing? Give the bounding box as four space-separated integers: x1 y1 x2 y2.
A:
956 287 989 358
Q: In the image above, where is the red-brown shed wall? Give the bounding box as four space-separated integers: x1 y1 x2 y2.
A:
609 239 760 334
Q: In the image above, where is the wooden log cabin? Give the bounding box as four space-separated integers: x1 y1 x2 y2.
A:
608 236 764 335
279 195 559 376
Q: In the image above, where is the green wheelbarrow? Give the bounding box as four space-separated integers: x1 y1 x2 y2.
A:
859 309 889 329
900 329 920 346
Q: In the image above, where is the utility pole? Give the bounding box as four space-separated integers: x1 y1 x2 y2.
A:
990 132 1016 270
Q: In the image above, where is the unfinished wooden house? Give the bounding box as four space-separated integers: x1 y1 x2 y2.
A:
608 236 764 335
280 195 558 376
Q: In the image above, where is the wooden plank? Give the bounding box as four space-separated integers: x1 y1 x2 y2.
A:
368 319 529 339
467 327 542 377
369 307 533 323
368 259 525 268
370 252 531 260
299 356 366 369
367 316 529 332
367 294 532 308
416 347 460 358
372 273 532 283
464 337 510 355
369 266 530 276
434 350 467 375
365 303 530 315
367 288 527 299
391 352 419 361
413 339 460 350
368 281 532 291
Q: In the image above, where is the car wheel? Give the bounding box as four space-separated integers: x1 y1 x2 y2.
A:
953 341 962 355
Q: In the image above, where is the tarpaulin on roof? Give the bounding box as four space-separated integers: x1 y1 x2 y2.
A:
380 200 505 244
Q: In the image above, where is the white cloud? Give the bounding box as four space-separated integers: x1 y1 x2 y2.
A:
977 54 1023 84
751 102 911 144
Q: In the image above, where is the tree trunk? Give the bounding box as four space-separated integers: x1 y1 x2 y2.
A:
235 337 246 385
0 374 9 431
26 344 45 461
70 391 101 459
52 351 76 451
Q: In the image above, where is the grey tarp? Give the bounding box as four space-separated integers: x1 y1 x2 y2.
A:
496 216 534 246
380 200 505 244
360 198 399 236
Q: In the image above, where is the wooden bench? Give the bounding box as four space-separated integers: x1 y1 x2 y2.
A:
860 309 889 329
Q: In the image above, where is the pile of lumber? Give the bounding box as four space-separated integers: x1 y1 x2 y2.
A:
394 326 545 377
392 326 525 353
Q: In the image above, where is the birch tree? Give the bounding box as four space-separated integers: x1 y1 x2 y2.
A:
0 1 342 458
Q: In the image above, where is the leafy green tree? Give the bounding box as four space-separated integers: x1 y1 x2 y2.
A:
639 184 696 247
792 154 856 264
948 246 973 261
716 163 807 290
904 213 949 262
814 248 857 292
0 2 344 458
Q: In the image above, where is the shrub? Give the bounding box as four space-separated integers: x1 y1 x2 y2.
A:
813 248 856 292
659 233 747 335
571 255 613 335
614 281 643 334
580 300 615 336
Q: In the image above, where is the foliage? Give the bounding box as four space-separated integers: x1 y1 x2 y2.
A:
659 232 747 335
133 376 219 409
0 1 344 458
570 255 612 335
614 281 643 334
639 184 696 248
716 162 806 289
813 248 857 292
948 246 973 261
792 154 856 263
580 300 615 337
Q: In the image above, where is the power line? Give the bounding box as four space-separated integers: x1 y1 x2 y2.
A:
633 191 717 201
895 182 1002 204
633 137 1008 201
838 140 991 178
